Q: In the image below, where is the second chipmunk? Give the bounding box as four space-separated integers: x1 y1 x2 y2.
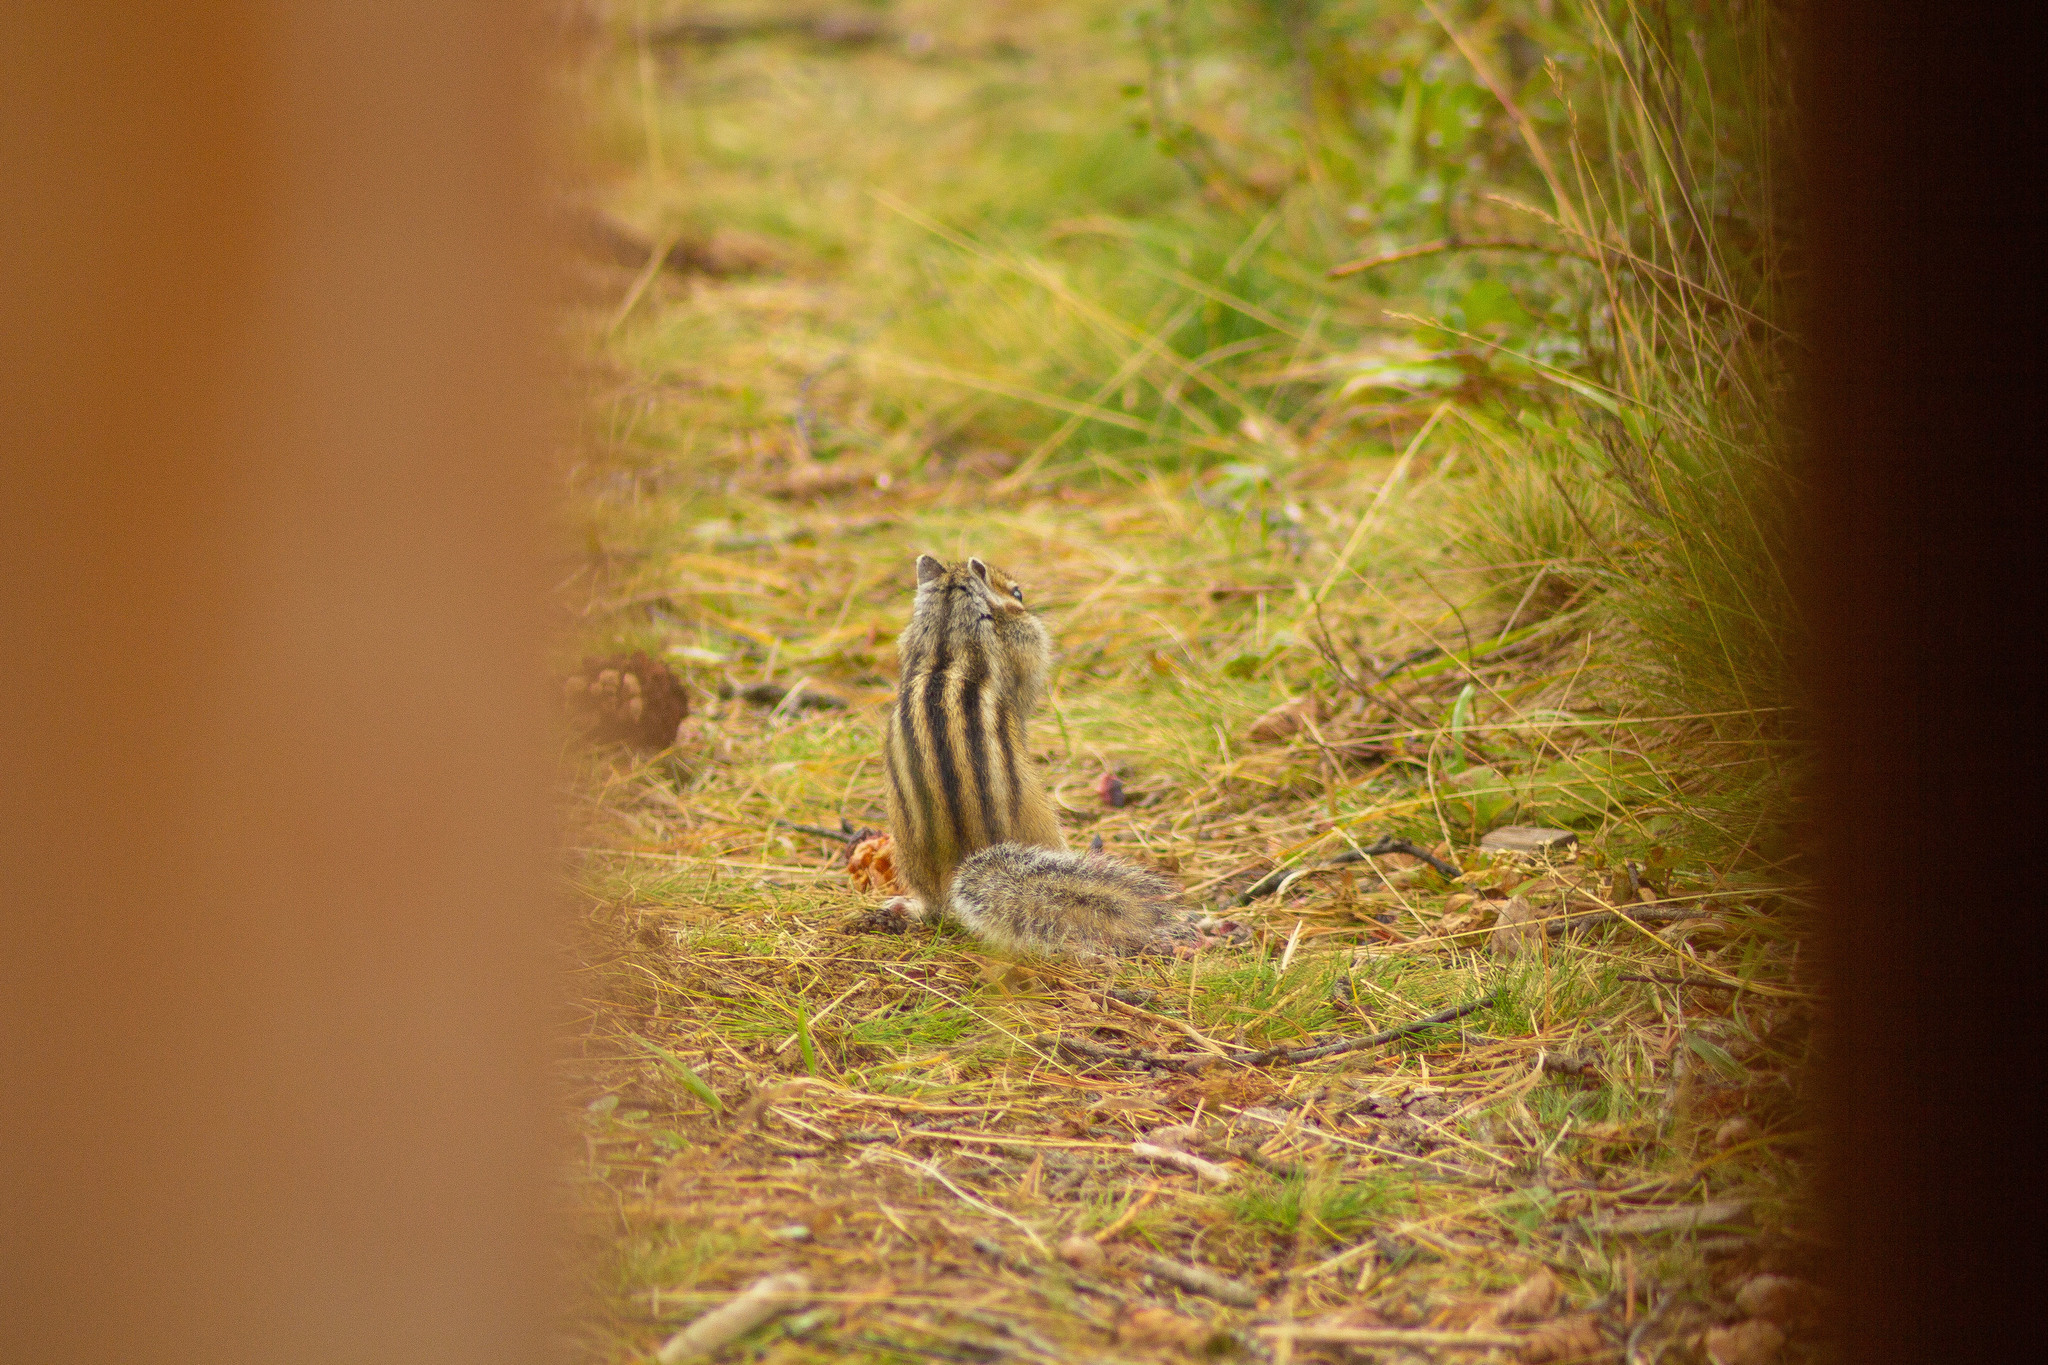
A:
879 552 1206 958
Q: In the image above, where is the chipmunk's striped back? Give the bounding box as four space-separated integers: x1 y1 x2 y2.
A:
876 552 1213 960
883 554 1061 912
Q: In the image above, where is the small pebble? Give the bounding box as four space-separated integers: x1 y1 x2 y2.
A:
1058 1233 1106 1272
1714 1116 1758 1149
1734 1273 1820 1325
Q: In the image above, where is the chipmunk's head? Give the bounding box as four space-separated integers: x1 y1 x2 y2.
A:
904 553 1048 672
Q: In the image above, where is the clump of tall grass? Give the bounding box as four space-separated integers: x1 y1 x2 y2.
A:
1108 0 1805 867
1454 0 1802 863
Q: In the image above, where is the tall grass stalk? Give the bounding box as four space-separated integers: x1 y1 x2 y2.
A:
1484 0 1801 863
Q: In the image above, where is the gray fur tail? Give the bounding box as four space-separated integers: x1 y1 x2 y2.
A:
946 843 1196 957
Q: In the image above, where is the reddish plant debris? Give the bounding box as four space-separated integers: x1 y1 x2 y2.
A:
844 828 901 895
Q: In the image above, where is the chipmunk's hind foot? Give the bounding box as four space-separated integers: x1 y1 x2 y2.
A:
850 894 932 936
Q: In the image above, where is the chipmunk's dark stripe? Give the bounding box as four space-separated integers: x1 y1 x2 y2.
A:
884 702 923 853
957 646 994 845
993 688 1021 838
922 621 968 858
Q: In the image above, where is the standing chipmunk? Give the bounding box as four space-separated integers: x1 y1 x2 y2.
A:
879 553 1203 958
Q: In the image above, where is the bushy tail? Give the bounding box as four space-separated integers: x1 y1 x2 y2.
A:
945 843 1192 957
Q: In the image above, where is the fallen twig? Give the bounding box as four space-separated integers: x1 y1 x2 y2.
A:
776 817 859 843
1259 1324 1522 1349
1595 1197 1752 1235
1042 1034 1212 1073
655 1272 812 1363
1242 995 1499 1067
1139 1255 1260 1307
1235 837 1461 906
1131 1141 1237 1185
1545 904 1699 935
1618 971 1743 991
1046 995 1499 1075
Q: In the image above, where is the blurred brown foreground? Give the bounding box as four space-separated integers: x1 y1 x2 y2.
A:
2 5 557 1364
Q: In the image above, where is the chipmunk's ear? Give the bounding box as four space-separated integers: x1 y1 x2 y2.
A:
967 558 990 585
915 553 944 585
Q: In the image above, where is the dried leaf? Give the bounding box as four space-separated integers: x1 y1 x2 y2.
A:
1489 895 1545 958
1701 1320 1785 1365
1245 695 1323 744
1440 907 1497 938
1174 1070 1277 1110
1519 1312 1607 1363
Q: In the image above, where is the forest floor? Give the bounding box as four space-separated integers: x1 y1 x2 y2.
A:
555 6 1823 1364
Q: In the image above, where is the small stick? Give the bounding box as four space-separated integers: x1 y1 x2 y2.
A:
1544 904 1701 936
1048 995 1498 1074
777 817 860 843
1236 837 1460 907
1242 994 1499 1068
1260 1325 1521 1349
655 1272 812 1363
1131 1142 1236 1186
1139 1255 1260 1307
1618 971 1743 991
1042 1034 1212 1073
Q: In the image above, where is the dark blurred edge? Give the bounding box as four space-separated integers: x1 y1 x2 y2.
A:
1804 2 2046 1362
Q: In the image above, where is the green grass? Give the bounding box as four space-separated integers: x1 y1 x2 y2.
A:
1220 1167 1411 1244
